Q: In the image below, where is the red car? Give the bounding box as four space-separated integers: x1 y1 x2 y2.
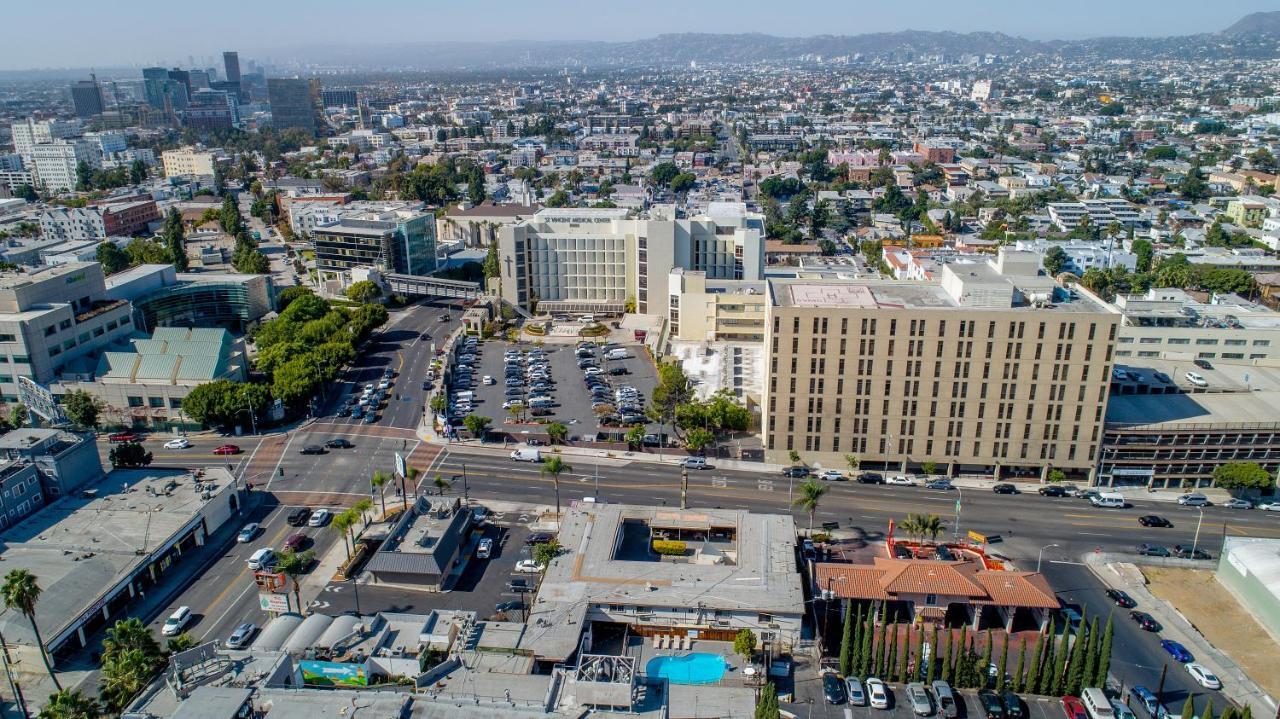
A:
283 533 308 552
212 444 242 455
108 432 139 443
1061 696 1088 719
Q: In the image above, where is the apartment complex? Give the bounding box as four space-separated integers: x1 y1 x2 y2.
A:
498 202 765 315
309 202 437 284
29 140 99 192
667 269 767 343
0 429 102 530
0 263 137 402
161 147 218 178
762 250 1118 481
9 118 80 162
38 199 160 242
1046 199 1143 231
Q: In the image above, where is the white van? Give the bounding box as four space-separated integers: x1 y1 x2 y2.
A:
1081 689 1115 719
605 349 629 360
247 548 275 570
1184 371 1208 387
511 448 543 462
1090 492 1125 508
529 397 554 408
579 314 595 324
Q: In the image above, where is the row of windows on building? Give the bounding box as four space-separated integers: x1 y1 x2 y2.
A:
1117 337 1272 346
774 429 1094 463
127 396 183 409
1114 350 1268 360
774 316 1115 344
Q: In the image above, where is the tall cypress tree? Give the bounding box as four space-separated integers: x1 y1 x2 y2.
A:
1220 707 1236 719
942 630 955 684
850 604 865 676
1180 697 1195 719
1202 698 1214 719
755 682 780 719
886 624 899 681
1094 615 1114 687
839 601 855 676
1050 622 1072 696
995 633 1009 692
1011 637 1026 693
860 611 876 677
979 630 994 689
898 627 911 683
926 626 941 683
914 628 926 682
1027 624 1047 695
1082 616 1100 691
871 619 884 678
1065 620 1089 696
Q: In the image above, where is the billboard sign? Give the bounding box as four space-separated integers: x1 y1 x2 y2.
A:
395 451 407 478
258 593 290 613
300 660 368 687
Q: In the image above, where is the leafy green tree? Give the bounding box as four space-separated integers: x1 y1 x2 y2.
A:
1213 462 1272 490
544 190 570 208
9 403 28 429
624 425 645 450
733 628 758 663
1081 616 1100 693
1132 239 1154 273
546 422 568 444
166 632 198 654
670 173 696 194
1027 624 1046 694
1011 637 1026 693
650 162 680 187
995 633 1009 691
108 441 152 468
1065 618 1089 695
2 569 60 689
272 356 321 406
276 549 315 613
1043 246 1069 276
329 509 358 559
96 241 131 274
345 280 382 304
532 539 560 569
483 239 500 280
1180 697 1195 719
370 471 391 516
276 285 315 312
462 414 491 438
61 390 103 430
100 645 159 709
754 682 780 719
432 473 450 495
220 194 243 236
1179 166 1208 201
163 208 188 272
39 688 101 719
685 427 715 453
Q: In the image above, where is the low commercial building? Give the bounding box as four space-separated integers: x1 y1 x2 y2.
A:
1216 537 1280 641
309 202 437 286
365 498 472 591
54 327 247 429
762 250 1118 480
526 504 804 665
0 468 240 663
1110 289 1280 366
106 264 275 333
38 199 160 242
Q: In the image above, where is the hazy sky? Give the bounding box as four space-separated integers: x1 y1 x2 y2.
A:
1 0 1274 70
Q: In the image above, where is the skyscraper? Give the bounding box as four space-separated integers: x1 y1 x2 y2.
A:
222 51 241 84
267 78 320 135
70 78 105 118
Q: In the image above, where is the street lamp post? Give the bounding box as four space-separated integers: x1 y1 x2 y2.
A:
953 487 964 543
1191 508 1204 559
1037 543 1060 573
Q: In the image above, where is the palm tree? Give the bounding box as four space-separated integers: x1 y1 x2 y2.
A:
506 402 525 424
103 618 159 662
546 422 568 445
898 514 923 544
370 471 391 517
792 479 828 534
352 499 374 533
330 511 356 559
919 514 946 543
542 456 570 515
39 688 101 719
433 473 451 495
403 466 419 509
99 647 156 710
276 550 315 613
2 569 60 689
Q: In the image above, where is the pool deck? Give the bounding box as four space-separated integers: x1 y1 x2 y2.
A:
629 637 760 688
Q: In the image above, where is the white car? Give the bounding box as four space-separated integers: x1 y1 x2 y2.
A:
308 509 331 527
163 437 191 450
819 470 846 481
162 606 192 636
1258 502 1280 511
476 537 493 559
866 677 890 710
1185 662 1222 689
482 375 495 385
886 475 916 486
515 558 546 573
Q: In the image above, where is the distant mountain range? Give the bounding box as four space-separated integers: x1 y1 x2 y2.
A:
283 11 1280 71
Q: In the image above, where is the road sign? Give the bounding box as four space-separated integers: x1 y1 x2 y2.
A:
394 451 407 478
967 530 988 544
259 593 290 613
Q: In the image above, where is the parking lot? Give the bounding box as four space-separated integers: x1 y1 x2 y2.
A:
794 683 1072 719
317 509 548 622
451 337 660 444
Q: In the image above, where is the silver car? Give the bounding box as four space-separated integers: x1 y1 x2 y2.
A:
906 682 933 716
846 677 867 706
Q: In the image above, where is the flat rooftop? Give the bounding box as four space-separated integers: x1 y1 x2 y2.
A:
0 468 235 647
1106 390 1280 428
768 275 1109 314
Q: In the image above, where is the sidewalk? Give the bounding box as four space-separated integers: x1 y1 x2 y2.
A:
1083 554 1276 716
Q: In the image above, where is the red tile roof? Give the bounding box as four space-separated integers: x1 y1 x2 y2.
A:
815 558 1058 609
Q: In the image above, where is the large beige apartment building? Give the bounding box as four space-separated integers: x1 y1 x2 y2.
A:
763 250 1119 482
161 147 217 178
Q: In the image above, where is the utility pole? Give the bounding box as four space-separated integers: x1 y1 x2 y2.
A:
0 630 28 719
680 468 688 510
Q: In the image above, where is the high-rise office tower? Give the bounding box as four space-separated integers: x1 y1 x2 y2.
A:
267 78 320 135
70 77 105 118
223 51 241 84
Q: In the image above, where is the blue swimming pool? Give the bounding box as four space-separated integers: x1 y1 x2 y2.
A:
646 652 728 685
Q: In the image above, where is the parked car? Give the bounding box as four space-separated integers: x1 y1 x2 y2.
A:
867 678 890 710
507 578 533 593
226 622 257 649
886 475 916 486
525 532 555 545
992 483 1018 494
1177 493 1211 507
1222 498 1253 509
820 470 847 481
287 508 311 527
213 444 241 455
1105 589 1136 608
1185 663 1221 689
1002 691 1024 719
236 523 260 543
1138 515 1171 527
308 509 331 527
1060 696 1088 719
163 437 191 450
1130 610 1161 631
108 432 139 443
1160 639 1193 663
1137 543 1171 557
847 677 867 706
1173 545 1212 560
476 538 493 559
324 438 353 449
823 673 847 705
494 600 522 615
925 479 954 490
1193 359 1213 370
515 559 545 573
906 683 933 716
1259 501 1280 511
857 473 886 484
1038 485 1070 497
162 606 192 636
977 690 1005 719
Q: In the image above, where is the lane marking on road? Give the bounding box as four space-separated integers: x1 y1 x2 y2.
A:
1077 532 1110 536
195 504 285 639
